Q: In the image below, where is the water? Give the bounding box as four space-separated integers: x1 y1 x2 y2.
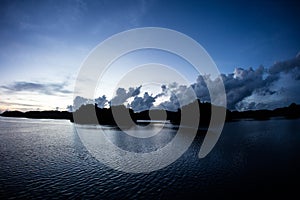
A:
0 116 300 199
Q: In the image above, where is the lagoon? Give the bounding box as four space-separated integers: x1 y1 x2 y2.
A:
0 117 299 199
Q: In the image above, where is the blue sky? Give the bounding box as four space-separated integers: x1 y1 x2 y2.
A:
0 0 299 111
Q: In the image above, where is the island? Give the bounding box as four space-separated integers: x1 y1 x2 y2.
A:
1 101 300 127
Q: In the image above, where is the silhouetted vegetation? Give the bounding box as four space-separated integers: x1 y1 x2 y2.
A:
227 103 300 121
1 102 300 128
1 110 72 120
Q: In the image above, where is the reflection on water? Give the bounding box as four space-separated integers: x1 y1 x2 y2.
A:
101 122 178 153
0 117 300 199
76 121 202 173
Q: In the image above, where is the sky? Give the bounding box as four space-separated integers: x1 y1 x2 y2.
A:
0 0 299 112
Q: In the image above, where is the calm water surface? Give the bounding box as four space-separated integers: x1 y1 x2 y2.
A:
0 116 300 199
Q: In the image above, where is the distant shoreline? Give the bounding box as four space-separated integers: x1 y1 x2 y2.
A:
1 101 300 126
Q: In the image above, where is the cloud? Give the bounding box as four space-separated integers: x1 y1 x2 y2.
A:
66 105 73 112
95 95 108 108
191 75 210 102
222 65 266 110
156 54 300 111
0 100 42 108
158 93 182 111
73 96 93 110
157 83 198 111
221 55 300 110
129 92 156 112
158 70 265 111
236 55 300 110
110 86 141 106
1 81 72 95
70 95 107 111
268 53 300 75
71 55 300 112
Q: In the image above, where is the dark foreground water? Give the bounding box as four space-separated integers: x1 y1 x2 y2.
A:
0 116 300 199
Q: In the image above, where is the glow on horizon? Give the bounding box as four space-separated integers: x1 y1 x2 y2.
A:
0 92 72 112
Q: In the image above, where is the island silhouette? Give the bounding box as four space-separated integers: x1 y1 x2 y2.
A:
1 101 300 128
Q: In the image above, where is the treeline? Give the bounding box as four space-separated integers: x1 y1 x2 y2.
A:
228 103 300 120
0 110 72 120
1 101 300 127
71 100 228 127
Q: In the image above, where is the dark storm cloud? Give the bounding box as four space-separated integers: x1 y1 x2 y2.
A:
157 55 300 111
130 92 156 112
156 67 267 111
110 86 141 106
72 55 300 112
158 93 181 112
71 95 108 111
95 95 108 108
158 83 198 111
219 55 300 110
72 96 93 111
1 81 72 95
268 54 300 75
222 66 266 110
